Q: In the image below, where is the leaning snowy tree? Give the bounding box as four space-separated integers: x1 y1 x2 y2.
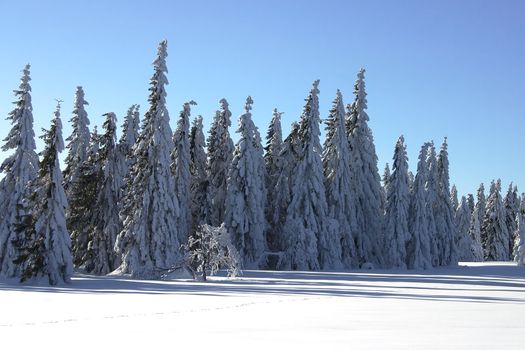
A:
406 143 433 269
63 86 91 194
383 136 411 269
264 108 284 250
114 40 180 278
207 99 234 227
281 80 341 270
172 101 196 244
14 102 73 285
346 69 383 267
455 196 474 261
183 224 240 281
224 97 267 268
322 90 357 268
189 115 210 236
0 64 39 278
482 180 510 261
82 112 122 275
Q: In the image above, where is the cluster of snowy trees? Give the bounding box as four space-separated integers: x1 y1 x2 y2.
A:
1 41 524 285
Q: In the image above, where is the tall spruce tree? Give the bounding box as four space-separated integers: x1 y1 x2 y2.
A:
322 90 357 268
224 97 267 267
469 206 484 262
15 102 73 285
172 101 196 244
63 86 91 193
426 143 440 266
456 196 473 261
189 115 210 235
476 183 487 246
407 143 433 269
482 180 510 261
346 69 383 267
264 108 284 249
0 64 39 277
117 104 140 187
451 185 459 213
383 136 410 269
513 212 525 266
382 163 391 202
503 184 519 259
281 81 341 270
467 194 475 214
207 99 234 227
115 40 180 278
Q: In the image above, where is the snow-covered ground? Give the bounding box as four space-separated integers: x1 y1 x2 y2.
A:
1 262 523 349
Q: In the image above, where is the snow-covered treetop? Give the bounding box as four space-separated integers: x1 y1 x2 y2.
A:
51 101 65 154
298 80 322 153
351 68 368 113
153 40 168 77
119 104 140 147
437 137 450 191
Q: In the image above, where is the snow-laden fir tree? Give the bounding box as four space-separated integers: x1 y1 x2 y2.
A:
189 115 210 236
224 97 267 268
15 102 73 285
63 86 91 193
503 184 519 259
476 183 487 245
264 108 284 250
0 64 39 278
467 194 475 214
383 136 411 269
435 138 457 266
322 90 357 268
455 196 474 261
482 180 510 261
281 81 341 270
451 185 459 213
425 143 441 266
407 171 415 194
207 99 234 227
115 40 180 278
68 128 100 268
172 101 196 244
382 163 391 202
268 122 301 252
469 206 484 261
346 69 384 267
82 113 122 274
406 143 433 269
117 104 140 188
513 212 525 266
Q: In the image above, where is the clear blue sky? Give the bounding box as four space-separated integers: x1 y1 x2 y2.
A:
0 0 523 197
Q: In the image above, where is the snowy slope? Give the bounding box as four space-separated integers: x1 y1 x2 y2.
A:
0 262 524 349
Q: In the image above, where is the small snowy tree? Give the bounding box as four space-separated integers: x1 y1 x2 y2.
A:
467 194 475 214
456 196 474 261
451 185 459 213
281 80 341 270
382 163 391 202
346 69 383 267
224 97 267 268
207 99 234 227
172 101 196 244
183 224 240 281
0 64 39 278
482 180 510 261
117 104 140 191
322 90 357 268
63 86 91 194
469 206 484 262
15 102 73 285
503 184 519 259
115 40 180 278
189 115 210 235
383 136 410 269
513 213 525 266
407 143 433 269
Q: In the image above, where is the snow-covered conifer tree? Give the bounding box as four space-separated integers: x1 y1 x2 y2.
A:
117 104 140 184
513 213 525 266
469 206 484 262
207 99 234 227
425 143 440 266
189 115 210 235
115 40 180 278
476 183 487 244
482 180 510 261
16 102 73 285
346 69 383 267
382 163 391 201
435 138 457 266
407 171 415 194
406 143 433 269
264 108 284 249
456 196 474 261
172 101 196 244
467 194 475 214
81 112 122 274
383 136 410 269
63 86 91 193
0 64 39 277
281 81 341 270
322 90 357 268
503 184 519 259
451 185 459 213
224 97 267 267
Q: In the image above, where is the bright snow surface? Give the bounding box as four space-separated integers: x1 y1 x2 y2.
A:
1 262 523 349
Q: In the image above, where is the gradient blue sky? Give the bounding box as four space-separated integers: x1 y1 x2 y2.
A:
0 0 523 197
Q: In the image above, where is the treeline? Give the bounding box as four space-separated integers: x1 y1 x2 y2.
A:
0 40 524 285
